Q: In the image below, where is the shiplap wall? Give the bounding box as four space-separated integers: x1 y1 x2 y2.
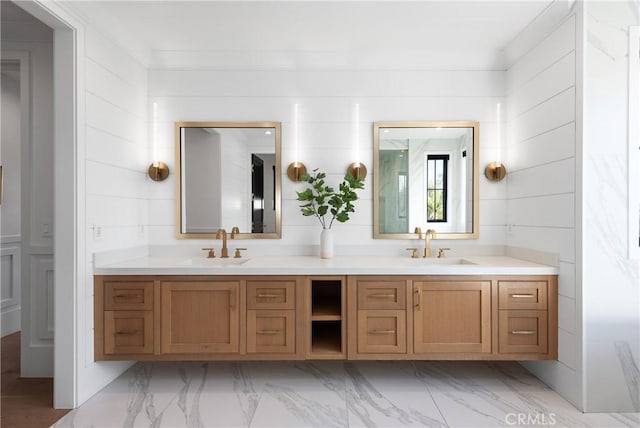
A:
79 25 149 402
505 15 580 407
148 70 507 251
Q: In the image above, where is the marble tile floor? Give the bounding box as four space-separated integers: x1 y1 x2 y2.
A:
53 361 639 428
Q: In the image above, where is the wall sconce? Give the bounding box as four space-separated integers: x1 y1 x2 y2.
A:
347 162 367 180
484 162 506 182
287 162 307 181
287 103 307 181
148 161 170 181
148 102 170 182
485 103 507 182
346 103 368 180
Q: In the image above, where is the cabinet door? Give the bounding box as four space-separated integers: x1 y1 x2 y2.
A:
247 310 295 354
161 281 240 354
413 281 491 354
104 310 153 355
357 310 406 354
499 310 548 354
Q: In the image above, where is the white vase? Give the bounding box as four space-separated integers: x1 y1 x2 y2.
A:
320 228 334 259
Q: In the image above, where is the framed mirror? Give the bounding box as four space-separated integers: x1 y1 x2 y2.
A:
373 121 479 239
175 122 281 239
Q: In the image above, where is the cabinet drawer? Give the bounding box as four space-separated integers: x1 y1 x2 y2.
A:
498 281 547 310
247 280 296 310
104 311 153 355
499 310 548 354
357 280 406 310
247 310 295 354
357 310 406 354
104 281 153 311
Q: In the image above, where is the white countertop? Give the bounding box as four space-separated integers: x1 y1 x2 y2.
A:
93 255 558 276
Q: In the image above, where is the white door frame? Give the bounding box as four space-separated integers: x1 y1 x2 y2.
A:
13 0 84 408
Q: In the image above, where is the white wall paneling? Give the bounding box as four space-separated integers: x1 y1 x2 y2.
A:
19 251 54 377
506 10 581 410
78 16 149 406
31 253 54 341
1 243 21 336
149 69 507 252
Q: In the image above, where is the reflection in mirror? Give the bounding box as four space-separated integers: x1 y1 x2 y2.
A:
175 122 281 239
374 121 479 239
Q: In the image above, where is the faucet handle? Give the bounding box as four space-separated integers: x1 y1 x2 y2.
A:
234 248 247 258
202 248 216 258
230 226 240 238
437 247 451 258
414 227 423 238
406 247 419 258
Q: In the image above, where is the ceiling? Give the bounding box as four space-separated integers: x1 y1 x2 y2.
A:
63 1 556 69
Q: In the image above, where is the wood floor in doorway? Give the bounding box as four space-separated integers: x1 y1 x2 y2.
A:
1 332 70 427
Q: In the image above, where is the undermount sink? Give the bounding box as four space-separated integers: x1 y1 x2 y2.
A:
177 257 249 267
405 257 477 265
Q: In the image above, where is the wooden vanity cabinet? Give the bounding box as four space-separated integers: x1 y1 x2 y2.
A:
98 279 155 358
497 280 556 357
246 278 300 355
160 280 240 354
95 273 557 362
413 280 492 354
348 277 410 357
348 275 557 360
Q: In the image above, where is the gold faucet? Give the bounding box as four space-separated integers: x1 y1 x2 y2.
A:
424 229 437 258
230 226 240 238
216 228 229 258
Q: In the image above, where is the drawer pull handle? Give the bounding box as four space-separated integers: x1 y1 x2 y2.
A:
369 293 396 298
115 330 139 336
369 329 396 335
414 288 421 310
257 293 282 298
114 294 140 299
510 294 535 298
257 329 281 335
511 330 535 335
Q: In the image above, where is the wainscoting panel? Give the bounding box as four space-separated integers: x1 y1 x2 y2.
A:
32 254 54 341
1 243 21 336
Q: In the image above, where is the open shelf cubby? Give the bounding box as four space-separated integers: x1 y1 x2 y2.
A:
311 321 342 354
309 278 344 357
311 280 342 320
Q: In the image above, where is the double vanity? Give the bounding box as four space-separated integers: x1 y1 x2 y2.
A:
94 120 557 363
94 255 558 362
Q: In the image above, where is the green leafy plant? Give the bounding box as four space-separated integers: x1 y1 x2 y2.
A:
296 169 365 229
